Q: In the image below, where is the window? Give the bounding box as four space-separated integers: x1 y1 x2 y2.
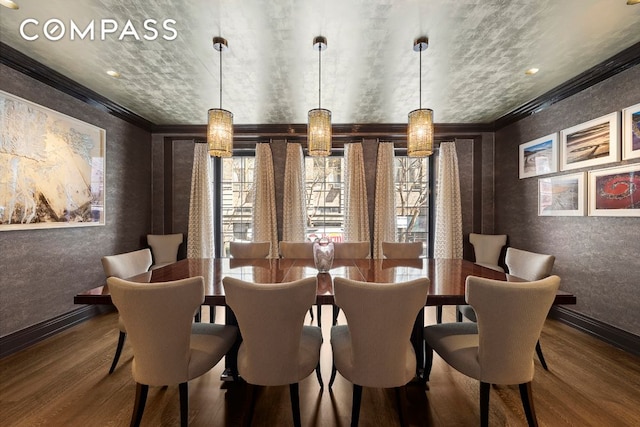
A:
304 156 344 242
219 156 255 256
394 156 429 255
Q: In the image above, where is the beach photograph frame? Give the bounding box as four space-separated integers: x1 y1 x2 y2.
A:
560 112 620 171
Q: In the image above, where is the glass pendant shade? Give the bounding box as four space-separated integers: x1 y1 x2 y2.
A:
407 108 434 157
207 108 234 157
308 108 332 157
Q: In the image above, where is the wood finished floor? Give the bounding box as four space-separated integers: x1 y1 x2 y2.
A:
1 306 639 426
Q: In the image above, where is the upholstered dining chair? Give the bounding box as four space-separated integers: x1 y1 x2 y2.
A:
329 277 429 427
458 247 556 370
229 241 271 259
333 241 370 259
147 233 183 269
381 241 423 259
223 276 323 427
456 233 507 322
424 275 560 427
108 276 238 427
101 248 153 374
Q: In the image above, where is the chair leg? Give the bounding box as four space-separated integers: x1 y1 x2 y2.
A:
179 382 188 427
329 359 338 389
209 305 216 323
436 305 443 324
242 383 257 427
289 383 301 427
333 305 340 325
315 361 324 389
109 331 126 374
535 340 548 370
423 341 434 383
519 382 539 427
351 384 363 427
394 386 407 427
456 306 463 322
317 304 322 328
194 307 201 323
480 382 490 427
309 307 314 322
131 383 148 427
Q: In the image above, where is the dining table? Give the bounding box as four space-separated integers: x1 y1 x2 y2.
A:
75 257 576 380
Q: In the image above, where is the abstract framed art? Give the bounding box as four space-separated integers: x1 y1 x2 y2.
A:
519 133 558 179
0 90 106 231
588 164 640 217
560 112 620 171
538 172 585 216
622 102 640 160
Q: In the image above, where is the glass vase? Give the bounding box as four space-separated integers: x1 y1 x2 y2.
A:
313 238 334 273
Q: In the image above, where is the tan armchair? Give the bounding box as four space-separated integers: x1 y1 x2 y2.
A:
108 276 237 427
424 275 560 427
330 277 429 426
229 241 271 259
101 248 153 374
222 276 323 427
381 241 423 259
147 233 183 269
457 233 507 322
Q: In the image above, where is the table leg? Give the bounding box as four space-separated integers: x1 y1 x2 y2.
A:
221 305 239 381
411 307 425 380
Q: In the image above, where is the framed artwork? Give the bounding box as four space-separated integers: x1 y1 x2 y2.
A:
560 112 620 171
0 90 106 231
622 102 640 160
519 133 558 179
588 164 640 217
538 172 585 216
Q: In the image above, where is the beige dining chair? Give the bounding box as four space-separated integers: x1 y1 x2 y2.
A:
108 276 238 427
424 275 560 427
223 276 323 427
330 277 429 426
279 241 314 259
229 241 271 259
457 233 507 322
381 241 423 259
147 233 183 269
101 248 153 374
334 241 370 259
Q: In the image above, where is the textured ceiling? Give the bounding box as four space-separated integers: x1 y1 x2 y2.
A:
1 0 639 126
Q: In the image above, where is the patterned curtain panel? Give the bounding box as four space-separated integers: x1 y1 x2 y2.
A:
344 143 370 244
253 144 279 258
373 142 396 259
433 141 463 259
283 143 307 241
187 143 214 258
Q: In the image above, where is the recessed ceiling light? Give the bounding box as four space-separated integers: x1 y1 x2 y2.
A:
106 70 121 78
525 68 539 75
0 0 19 9
627 0 640 5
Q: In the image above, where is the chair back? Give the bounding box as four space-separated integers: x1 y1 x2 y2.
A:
147 234 183 267
229 241 271 259
108 276 205 385
334 241 370 259
381 242 423 259
102 249 153 279
505 247 555 281
469 233 507 268
466 275 560 384
279 241 314 259
223 276 317 385
333 277 429 387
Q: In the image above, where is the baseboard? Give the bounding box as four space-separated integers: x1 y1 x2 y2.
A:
550 306 640 357
0 305 112 359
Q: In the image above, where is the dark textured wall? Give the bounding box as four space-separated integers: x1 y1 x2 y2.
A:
0 64 152 337
495 65 640 336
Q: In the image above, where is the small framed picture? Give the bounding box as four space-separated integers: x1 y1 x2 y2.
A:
538 172 585 216
519 133 558 179
560 112 620 171
588 164 640 217
622 102 640 160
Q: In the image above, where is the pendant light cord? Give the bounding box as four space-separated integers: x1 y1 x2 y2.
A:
419 45 422 109
219 46 223 109
318 45 322 109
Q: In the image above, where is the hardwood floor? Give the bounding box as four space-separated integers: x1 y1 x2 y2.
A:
1 306 639 426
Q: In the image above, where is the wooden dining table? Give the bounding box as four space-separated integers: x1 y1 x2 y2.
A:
75 257 576 381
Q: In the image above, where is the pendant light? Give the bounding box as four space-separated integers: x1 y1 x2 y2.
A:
407 36 434 157
308 36 332 157
208 36 234 157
